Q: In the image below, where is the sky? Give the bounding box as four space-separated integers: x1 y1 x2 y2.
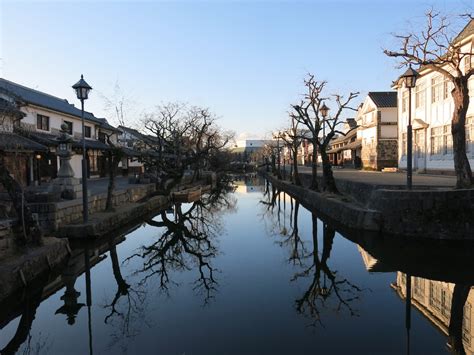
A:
1 0 473 140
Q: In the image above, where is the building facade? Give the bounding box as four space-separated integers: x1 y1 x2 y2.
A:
356 92 398 170
393 21 474 174
0 78 118 181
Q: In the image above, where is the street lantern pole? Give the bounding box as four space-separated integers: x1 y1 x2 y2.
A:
399 66 417 190
407 86 413 190
81 99 88 223
72 75 92 224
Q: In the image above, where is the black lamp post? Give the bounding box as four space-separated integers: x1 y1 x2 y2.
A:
319 102 330 165
72 75 92 223
400 67 418 190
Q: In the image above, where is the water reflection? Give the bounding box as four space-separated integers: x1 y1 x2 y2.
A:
126 181 236 303
260 187 364 327
2 176 474 354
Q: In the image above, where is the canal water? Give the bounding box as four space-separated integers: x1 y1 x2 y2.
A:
1 175 473 354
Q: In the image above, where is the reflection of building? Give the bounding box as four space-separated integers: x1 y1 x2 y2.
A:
233 174 264 193
392 272 474 354
357 246 381 272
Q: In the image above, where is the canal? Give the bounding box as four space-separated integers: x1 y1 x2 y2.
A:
1 175 473 354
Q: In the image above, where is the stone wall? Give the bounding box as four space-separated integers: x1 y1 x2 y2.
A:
377 139 398 169
30 183 156 231
369 188 474 239
273 171 473 240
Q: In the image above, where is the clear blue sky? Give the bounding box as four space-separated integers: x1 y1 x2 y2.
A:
1 0 472 139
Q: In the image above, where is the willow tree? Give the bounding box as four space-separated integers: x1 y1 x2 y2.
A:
384 10 474 188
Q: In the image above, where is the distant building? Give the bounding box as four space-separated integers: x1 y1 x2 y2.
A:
327 118 361 167
231 139 272 162
356 92 398 170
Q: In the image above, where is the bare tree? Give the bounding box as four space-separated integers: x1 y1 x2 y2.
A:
291 74 358 193
277 117 303 186
100 81 136 127
384 10 474 188
142 103 233 192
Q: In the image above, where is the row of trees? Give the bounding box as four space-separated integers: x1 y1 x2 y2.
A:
263 73 358 194
141 102 234 193
265 10 474 190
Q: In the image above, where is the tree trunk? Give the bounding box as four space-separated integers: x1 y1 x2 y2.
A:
320 146 338 193
452 80 473 189
105 152 116 212
0 157 42 245
448 283 471 354
310 139 318 191
292 146 301 186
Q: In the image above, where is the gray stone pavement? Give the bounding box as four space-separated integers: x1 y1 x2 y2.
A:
87 176 138 195
288 165 456 187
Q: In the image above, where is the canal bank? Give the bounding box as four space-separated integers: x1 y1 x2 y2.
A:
0 175 216 305
262 170 474 240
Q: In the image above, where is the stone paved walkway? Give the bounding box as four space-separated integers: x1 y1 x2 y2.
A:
288 166 456 187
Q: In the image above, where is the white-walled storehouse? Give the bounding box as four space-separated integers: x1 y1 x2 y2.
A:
0 78 118 181
393 21 474 174
356 92 398 170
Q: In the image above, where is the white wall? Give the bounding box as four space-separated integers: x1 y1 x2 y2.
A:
21 104 96 139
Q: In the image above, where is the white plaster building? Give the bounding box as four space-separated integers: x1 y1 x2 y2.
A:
356 92 398 170
0 78 118 181
393 21 474 174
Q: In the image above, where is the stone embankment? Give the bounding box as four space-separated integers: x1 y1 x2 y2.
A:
264 171 474 240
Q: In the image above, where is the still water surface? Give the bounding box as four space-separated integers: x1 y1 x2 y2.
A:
1 176 473 354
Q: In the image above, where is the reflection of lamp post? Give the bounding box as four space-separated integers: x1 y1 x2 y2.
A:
400 67 418 190
72 75 92 223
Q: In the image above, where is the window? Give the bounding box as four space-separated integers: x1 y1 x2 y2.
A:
444 80 450 99
431 77 444 103
415 84 425 108
431 127 444 155
36 114 49 131
63 121 73 135
467 116 474 153
465 56 472 73
402 91 408 112
98 132 106 143
444 125 453 155
84 126 91 138
401 132 407 156
431 125 453 155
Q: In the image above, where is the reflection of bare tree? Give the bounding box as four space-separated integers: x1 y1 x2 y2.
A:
126 183 235 303
260 186 306 264
293 216 363 326
1 275 49 355
448 284 471 355
278 201 306 266
103 240 147 352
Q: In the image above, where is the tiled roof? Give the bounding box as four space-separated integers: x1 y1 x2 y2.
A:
454 19 474 44
0 78 117 131
0 132 48 152
368 92 397 108
73 139 110 151
0 98 25 119
118 125 159 145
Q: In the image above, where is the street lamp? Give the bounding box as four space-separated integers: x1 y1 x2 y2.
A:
399 66 418 190
72 74 92 223
319 102 330 139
